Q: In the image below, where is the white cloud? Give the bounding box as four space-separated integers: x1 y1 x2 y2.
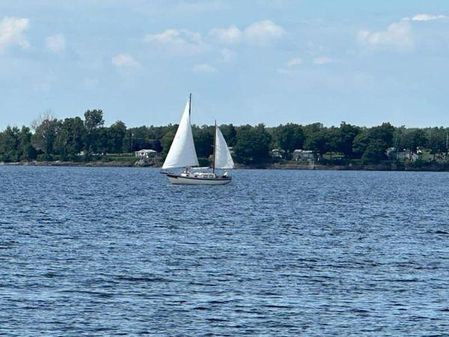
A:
209 20 285 47
287 57 302 67
358 21 413 50
145 29 205 54
209 25 242 44
313 56 333 65
112 53 140 68
46 34 65 53
146 19 285 58
192 63 216 73
403 14 447 22
0 16 29 52
243 20 285 46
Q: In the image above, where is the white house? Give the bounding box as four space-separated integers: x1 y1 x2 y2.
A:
135 149 157 159
292 149 315 162
386 147 419 162
271 148 285 159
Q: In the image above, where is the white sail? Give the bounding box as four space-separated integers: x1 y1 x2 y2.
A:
214 126 234 169
162 99 199 169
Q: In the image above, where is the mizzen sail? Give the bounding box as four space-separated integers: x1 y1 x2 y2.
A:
214 126 234 169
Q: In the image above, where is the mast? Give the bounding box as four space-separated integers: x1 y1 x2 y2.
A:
188 93 192 171
189 93 192 116
213 120 216 174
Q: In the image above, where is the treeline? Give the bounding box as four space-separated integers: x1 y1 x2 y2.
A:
1 109 449 165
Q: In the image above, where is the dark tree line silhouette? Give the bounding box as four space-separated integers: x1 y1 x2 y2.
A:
1 110 448 166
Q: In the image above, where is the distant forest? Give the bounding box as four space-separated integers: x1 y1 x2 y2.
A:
1 109 449 168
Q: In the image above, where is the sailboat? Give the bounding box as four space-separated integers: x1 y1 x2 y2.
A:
161 94 234 185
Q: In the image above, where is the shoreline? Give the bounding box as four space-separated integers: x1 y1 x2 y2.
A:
2 160 449 172
0 161 136 167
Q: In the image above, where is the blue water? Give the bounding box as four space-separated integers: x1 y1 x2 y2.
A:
1 166 449 336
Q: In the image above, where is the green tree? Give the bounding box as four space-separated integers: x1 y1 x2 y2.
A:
84 109 104 154
18 126 37 161
0 126 20 161
339 122 360 158
233 124 272 165
362 139 388 164
401 129 427 152
108 121 127 153
274 123 305 158
84 109 104 131
32 117 60 160
96 127 110 154
369 123 395 147
193 125 214 158
427 127 447 158
326 126 341 155
353 123 395 162
161 128 177 156
127 125 171 152
302 123 329 155
128 126 147 152
55 117 85 160
304 130 330 155
352 130 369 158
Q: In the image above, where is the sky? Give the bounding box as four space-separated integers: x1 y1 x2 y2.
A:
0 0 449 129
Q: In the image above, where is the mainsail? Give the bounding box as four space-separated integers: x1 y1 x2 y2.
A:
214 126 234 169
162 97 199 169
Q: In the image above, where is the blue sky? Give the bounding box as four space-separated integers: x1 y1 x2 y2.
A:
1 0 449 129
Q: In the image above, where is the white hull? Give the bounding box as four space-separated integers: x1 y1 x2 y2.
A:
167 174 232 185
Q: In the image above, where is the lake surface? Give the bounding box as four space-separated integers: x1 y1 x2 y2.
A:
1 166 449 336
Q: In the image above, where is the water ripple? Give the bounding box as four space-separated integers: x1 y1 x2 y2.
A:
1 167 449 336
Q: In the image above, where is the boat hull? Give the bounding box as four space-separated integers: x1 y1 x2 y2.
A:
167 174 232 185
